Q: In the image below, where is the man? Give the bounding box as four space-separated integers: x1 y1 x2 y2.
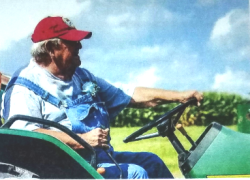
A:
1 16 203 179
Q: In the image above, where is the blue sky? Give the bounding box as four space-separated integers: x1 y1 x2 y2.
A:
0 0 249 97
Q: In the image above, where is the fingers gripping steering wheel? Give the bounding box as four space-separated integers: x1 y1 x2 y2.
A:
123 98 197 143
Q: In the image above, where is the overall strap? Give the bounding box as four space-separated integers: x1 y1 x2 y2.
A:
6 77 62 108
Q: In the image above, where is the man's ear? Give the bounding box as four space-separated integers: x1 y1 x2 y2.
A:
45 41 55 57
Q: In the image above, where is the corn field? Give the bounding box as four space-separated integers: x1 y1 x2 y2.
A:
111 92 249 127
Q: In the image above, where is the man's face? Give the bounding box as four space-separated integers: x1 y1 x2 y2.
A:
53 39 82 77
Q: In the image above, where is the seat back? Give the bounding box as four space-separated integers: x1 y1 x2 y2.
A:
0 128 103 179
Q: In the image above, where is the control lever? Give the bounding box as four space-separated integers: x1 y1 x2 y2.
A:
176 124 197 148
103 146 123 179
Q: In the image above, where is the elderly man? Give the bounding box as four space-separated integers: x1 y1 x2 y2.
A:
1 16 203 179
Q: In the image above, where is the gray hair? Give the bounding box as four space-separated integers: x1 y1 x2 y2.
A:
31 38 61 63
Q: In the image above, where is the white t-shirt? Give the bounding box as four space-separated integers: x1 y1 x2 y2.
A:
1 59 134 131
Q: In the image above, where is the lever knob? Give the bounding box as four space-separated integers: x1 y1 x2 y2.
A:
176 124 187 136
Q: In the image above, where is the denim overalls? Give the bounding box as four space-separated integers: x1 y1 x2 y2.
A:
4 68 113 162
4 68 174 179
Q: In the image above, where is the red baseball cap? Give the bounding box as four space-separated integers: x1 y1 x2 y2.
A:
31 16 92 43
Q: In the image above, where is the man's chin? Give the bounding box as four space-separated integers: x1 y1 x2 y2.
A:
74 58 81 67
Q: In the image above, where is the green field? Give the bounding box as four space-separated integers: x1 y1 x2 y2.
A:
110 125 237 178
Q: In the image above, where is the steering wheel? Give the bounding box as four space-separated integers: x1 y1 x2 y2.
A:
123 98 197 143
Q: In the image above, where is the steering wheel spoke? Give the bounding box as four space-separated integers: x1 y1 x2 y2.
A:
130 132 160 142
173 107 186 125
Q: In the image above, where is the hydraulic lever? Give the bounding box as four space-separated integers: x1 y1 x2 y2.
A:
176 124 197 148
103 146 123 179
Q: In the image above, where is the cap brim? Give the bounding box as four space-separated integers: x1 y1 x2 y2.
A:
59 29 92 41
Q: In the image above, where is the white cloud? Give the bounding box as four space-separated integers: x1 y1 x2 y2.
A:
112 66 160 87
128 66 161 87
209 9 250 61
0 0 91 50
110 67 161 96
210 12 232 40
212 68 250 97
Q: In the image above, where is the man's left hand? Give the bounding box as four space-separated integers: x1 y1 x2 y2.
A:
179 90 203 106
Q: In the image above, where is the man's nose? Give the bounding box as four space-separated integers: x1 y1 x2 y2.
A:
77 41 82 49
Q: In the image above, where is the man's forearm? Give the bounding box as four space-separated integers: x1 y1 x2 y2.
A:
34 128 83 149
129 87 203 108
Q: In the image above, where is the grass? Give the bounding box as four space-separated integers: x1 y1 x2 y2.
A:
110 125 237 178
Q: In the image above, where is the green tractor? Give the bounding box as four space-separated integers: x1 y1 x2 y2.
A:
0 89 250 178
124 99 250 178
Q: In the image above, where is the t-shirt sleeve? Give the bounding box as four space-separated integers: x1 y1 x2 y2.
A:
2 85 43 131
81 68 134 120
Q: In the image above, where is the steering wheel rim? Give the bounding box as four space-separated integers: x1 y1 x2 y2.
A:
123 98 197 143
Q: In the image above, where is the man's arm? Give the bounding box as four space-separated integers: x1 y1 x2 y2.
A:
4 86 109 150
128 87 203 108
34 128 109 150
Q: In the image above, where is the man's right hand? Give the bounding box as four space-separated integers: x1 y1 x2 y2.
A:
79 128 110 149
34 128 110 150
